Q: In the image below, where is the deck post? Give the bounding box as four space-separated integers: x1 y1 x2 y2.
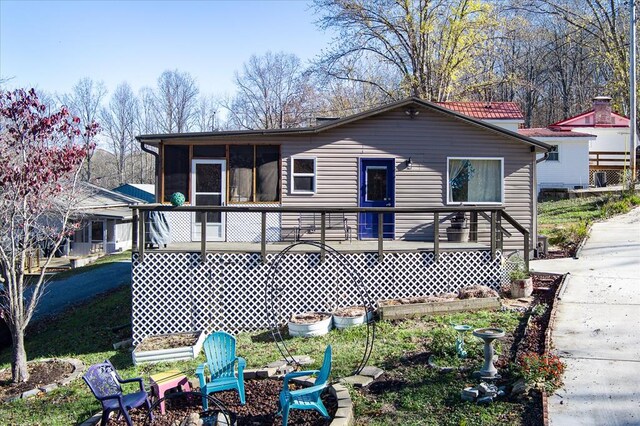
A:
132 208 138 249
470 211 478 242
378 213 384 262
433 212 440 262
138 210 145 263
261 211 267 263
490 211 497 260
320 212 326 262
201 214 207 263
524 231 530 271
497 213 504 253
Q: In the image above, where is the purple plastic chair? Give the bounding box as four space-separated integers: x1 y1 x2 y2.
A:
83 360 153 426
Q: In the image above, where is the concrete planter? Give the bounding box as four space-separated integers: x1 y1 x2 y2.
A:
288 313 333 337
510 278 533 298
379 297 501 320
132 331 205 365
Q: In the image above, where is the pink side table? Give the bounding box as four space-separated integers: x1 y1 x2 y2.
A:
150 369 191 414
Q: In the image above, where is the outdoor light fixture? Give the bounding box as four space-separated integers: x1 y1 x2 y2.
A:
405 157 413 169
405 107 419 118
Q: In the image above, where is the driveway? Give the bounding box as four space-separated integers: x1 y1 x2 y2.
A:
530 207 640 425
28 260 131 321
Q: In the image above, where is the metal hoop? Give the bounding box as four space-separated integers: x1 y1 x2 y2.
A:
265 241 376 376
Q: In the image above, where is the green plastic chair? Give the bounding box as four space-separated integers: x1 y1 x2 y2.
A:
278 345 332 425
196 331 246 410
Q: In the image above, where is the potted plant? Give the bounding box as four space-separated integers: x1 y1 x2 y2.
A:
446 212 469 242
287 312 333 337
509 262 533 298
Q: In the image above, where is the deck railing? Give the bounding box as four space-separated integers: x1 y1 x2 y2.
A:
131 205 530 270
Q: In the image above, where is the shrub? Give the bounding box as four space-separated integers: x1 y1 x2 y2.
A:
547 222 589 251
518 352 565 393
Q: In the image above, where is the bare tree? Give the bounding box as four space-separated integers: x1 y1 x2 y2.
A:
225 52 314 129
195 95 220 132
101 82 138 185
61 78 107 181
313 0 501 101
153 70 199 133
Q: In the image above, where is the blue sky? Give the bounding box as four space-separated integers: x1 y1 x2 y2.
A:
0 0 333 98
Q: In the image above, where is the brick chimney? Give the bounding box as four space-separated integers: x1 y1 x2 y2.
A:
593 96 613 126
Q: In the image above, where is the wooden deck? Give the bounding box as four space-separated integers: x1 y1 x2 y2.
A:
140 240 490 254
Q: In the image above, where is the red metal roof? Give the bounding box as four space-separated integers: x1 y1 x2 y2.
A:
436 102 524 120
518 128 595 138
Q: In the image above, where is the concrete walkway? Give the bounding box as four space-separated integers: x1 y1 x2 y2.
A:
530 207 640 426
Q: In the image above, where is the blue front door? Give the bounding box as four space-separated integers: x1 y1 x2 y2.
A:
359 158 395 239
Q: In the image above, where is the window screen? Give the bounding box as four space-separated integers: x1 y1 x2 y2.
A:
163 145 190 202
229 145 254 202
256 145 280 202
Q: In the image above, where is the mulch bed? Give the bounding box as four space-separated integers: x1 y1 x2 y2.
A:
333 306 366 317
289 312 332 324
0 359 73 400
107 379 337 426
380 285 499 306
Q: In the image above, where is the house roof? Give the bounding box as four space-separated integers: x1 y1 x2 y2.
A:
549 109 630 128
112 183 155 203
518 128 596 138
74 183 144 220
435 102 524 120
136 97 552 152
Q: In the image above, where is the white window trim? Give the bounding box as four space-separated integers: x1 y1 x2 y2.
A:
446 157 504 205
290 156 317 195
547 145 559 161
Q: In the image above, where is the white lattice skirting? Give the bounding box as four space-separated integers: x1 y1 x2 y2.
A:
132 250 504 344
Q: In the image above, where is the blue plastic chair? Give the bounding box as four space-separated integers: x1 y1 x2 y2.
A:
196 331 246 410
83 360 153 426
278 345 332 426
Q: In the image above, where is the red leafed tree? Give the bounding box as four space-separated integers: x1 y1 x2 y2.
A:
0 88 99 382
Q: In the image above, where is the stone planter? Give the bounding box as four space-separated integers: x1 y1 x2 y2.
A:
510 278 533 298
379 297 501 320
332 307 373 330
132 331 205 365
288 312 333 337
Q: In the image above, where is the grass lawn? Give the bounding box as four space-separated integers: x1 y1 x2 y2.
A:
0 285 533 426
537 192 640 250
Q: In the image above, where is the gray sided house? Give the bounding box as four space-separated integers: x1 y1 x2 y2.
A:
137 97 550 252
130 98 551 342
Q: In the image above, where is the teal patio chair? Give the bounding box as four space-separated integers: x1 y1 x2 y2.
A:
278 345 332 426
196 331 246 410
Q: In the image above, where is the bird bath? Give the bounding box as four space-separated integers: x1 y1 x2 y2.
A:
472 328 505 379
452 324 472 358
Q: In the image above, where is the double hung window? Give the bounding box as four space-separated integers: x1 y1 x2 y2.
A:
290 157 317 194
447 158 503 204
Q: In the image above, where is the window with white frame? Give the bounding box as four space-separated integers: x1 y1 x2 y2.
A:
447 158 503 204
547 145 559 161
290 157 317 194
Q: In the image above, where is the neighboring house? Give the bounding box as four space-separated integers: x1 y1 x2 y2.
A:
519 128 595 192
113 183 156 203
435 102 525 132
136 97 551 252
549 96 639 185
69 183 144 256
